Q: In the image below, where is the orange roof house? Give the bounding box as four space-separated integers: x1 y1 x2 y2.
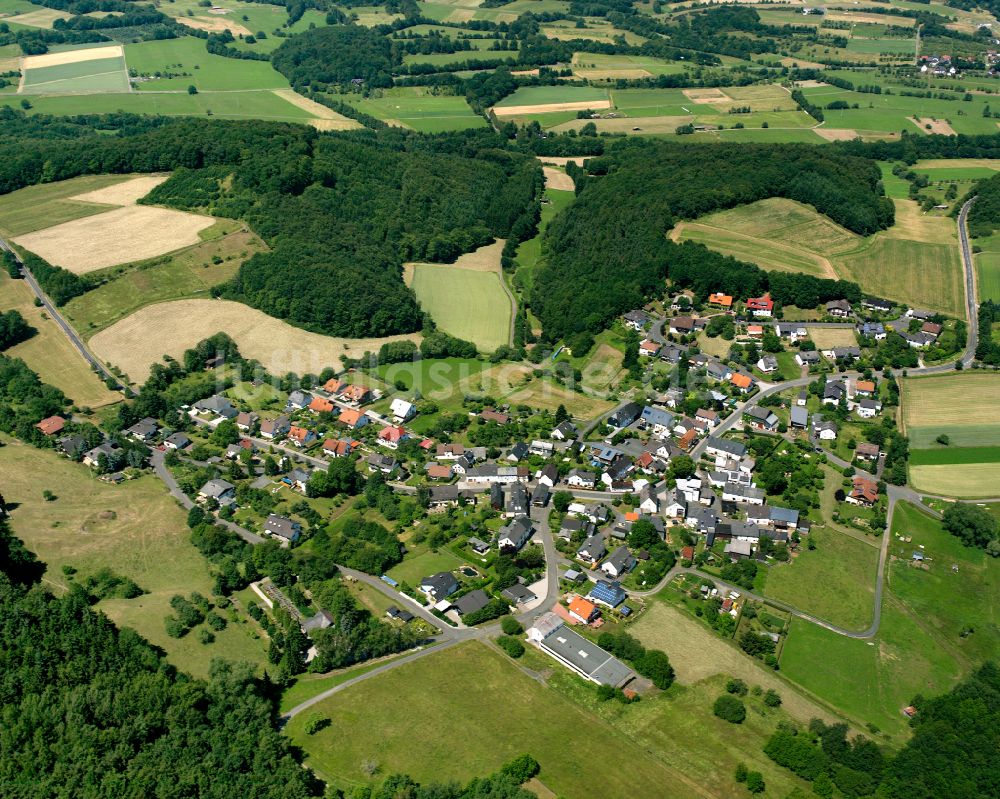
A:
568 596 599 624
323 378 346 394
677 428 698 451
855 380 876 395
708 292 733 308
747 324 764 338
35 416 65 436
624 511 640 523
730 372 754 391
308 397 336 414
288 426 314 446
339 384 372 405
338 408 367 429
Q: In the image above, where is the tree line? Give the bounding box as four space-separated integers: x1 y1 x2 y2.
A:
532 139 888 339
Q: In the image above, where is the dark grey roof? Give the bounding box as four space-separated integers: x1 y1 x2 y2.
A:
535 615 634 687
501 583 536 604
706 436 746 457
454 589 491 616
420 571 459 598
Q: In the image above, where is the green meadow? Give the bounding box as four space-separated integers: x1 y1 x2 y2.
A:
125 37 290 91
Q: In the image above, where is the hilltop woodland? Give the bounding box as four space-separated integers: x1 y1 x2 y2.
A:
532 139 891 340
0 111 540 338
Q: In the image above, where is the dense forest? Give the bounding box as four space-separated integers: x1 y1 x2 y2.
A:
272 25 398 88
0 111 540 338
765 662 1000 798
963 171 1000 238
0 310 34 351
533 140 890 338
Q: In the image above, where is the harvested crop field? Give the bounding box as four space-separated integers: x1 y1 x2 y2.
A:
505 378 613 419
551 116 691 135
70 175 168 205
13 206 216 274
909 464 1000 497
814 128 859 141
178 15 252 35
272 89 362 130
542 166 574 191
89 298 422 383
493 99 611 116
902 374 1000 432
4 8 69 27
22 44 123 69
910 116 956 136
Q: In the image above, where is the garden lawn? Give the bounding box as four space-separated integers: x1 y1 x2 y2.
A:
763 527 878 631
385 545 466 586
0 437 268 678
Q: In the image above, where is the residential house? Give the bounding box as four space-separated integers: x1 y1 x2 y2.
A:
285 468 312 493
640 405 674 436
830 346 862 361
907 308 934 321
662 489 686 519
669 315 696 335
390 398 416 422
164 431 191 451
260 416 290 440
559 517 595 541
454 589 491 617
287 390 313 410
623 309 650 331
323 438 355 458
856 442 880 461
322 378 346 395
83 441 120 468
776 323 807 341
857 398 881 419
730 372 755 393
853 379 876 397
602 546 636 579
501 583 537 606
796 350 820 367
527 613 634 687
746 505 799 531
706 360 731 382
463 465 528 484
790 406 809 430
696 409 720 428
639 484 658 515
708 292 733 309
577 533 607 563
756 356 778 374
378 425 408 449
725 539 754 560
308 397 336 414
921 321 942 339
659 344 685 364
426 463 454 481
429 486 467 509
848 476 879 507
420 572 460 600
193 395 238 419
366 453 399 475
588 580 627 609
531 483 550 507
497 517 533 552
747 324 764 339
198 478 235 505
529 439 554 457
746 293 773 318
385 606 414 623
287 426 314 447
566 469 598 489
639 339 661 357
825 299 852 318
797 390 808 406
504 483 529 517
814 419 838 440
823 380 847 405
551 420 577 440
126 417 158 442
568 596 600 624
745 406 779 432
467 536 491 554
235 411 258 432
264 514 301 544
857 321 886 341
480 408 510 425
608 402 642 429
706 437 747 460
902 331 936 348
862 297 892 314
506 442 529 462
722 482 765 505
225 439 254 460
538 463 559 488
338 384 373 406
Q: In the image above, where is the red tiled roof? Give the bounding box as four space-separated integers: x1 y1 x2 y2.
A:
35 416 65 436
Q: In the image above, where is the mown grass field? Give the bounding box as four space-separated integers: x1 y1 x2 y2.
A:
408 263 511 352
330 86 484 132
673 197 965 316
21 55 130 94
902 373 1000 494
0 90 317 121
63 226 263 335
125 36 290 91
515 185 575 300
0 437 268 678
763 527 879 631
494 84 609 108
286 640 811 798
782 501 998 737
0 273 120 408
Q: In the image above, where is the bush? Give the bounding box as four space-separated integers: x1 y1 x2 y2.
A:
735 762 748 783
499 754 539 784
497 635 525 658
198 628 215 645
763 688 782 707
206 612 227 631
713 694 747 724
304 715 330 735
501 616 523 636
636 649 675 690
726 678 748 696
745 771 765 794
